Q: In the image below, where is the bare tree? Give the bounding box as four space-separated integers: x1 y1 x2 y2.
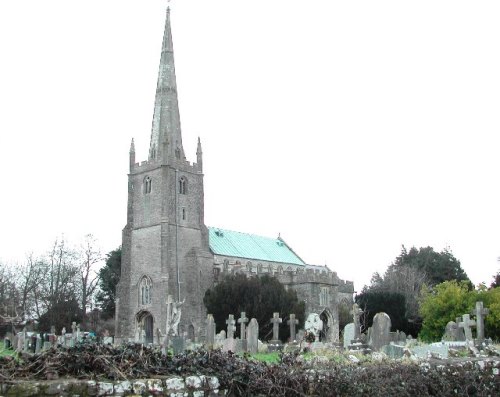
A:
78 234 102 317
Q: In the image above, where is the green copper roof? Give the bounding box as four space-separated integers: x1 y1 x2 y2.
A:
208 227 306 266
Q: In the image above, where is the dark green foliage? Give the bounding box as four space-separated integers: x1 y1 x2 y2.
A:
203 274 305 342
355 291 408 333
95 247 121 319
394 246 469 287
38 297 82 332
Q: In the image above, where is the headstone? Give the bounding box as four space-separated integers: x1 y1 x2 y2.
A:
238 312 249 339
370 312 391 351
382 344 404 359
443 321 458 341
343 323 354 349
351 304 363 340
226 315 236 339
270 312 282 343
50 326 56 335
455 317 466 341
304 313 323 341
287 314 299 342
172 336 185 355
205 314 215 349
214 330 226 348
458 314 476 341
472 301 489 343
297 329 305 342
35 336 42 353
222 337 236 353
247 318 259 354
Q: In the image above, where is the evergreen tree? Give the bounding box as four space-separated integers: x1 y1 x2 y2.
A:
204 274 305 342
95 247 121 319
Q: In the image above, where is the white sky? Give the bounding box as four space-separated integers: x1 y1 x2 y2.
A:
0 1 499 292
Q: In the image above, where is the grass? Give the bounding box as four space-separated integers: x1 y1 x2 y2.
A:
0 347 17 358
249 351 281 364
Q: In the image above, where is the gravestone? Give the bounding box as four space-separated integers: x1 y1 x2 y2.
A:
304 313 322 341
35 336 42 353
205 314 215 349
413 344 449 359
343 323 354 349
370 312 391 351
351 304 363 340
172 336 185 355
459 314 476 341
222 337 237 353
287 314 299 342
382 344 404 359
270 312 282 344
455 317 466 341
238 312 248 351
472 301 489 343
226 315 236 339
247 319 259 354
443 321 459 341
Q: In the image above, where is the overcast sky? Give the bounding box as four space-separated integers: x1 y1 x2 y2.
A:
1 1 499 292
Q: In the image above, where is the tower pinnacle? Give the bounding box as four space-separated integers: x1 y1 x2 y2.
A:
148 7 185 163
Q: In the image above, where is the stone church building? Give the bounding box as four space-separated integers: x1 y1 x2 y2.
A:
115 8 353 345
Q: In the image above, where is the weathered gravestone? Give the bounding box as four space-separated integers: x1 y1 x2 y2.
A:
382 344 405 359
369 312 391 351
455 317 466 341
287 314 299 343
351 304 363 341
473 301 489 343
443 321 459 341
205 314 215 349
172 336 185 355
238 312 248 351
343 323 354 349
269 312 282 348
247 318 259 354
222 337 237 353
226 315 236 339
459 314 476 342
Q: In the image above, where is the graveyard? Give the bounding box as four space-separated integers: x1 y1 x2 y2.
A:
0 302 498 396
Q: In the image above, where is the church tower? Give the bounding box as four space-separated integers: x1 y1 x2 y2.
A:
115 8 213 344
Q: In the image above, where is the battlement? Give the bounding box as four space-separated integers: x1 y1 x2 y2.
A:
131 158 202 174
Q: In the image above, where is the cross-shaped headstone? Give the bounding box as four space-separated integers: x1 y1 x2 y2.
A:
472 301 489 342
226 314 236 339
238 312 249 340
351 303 363 339
459 314 476 341
270 312 282 341
287 314 299 342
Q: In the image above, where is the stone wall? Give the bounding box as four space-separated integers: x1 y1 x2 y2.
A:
0 376 223 397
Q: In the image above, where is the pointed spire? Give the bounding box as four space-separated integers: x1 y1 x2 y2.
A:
149 6 185 163
196 137 203 170
129 138 136 170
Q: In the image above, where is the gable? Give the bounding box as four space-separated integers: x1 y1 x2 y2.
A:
208 227 306 266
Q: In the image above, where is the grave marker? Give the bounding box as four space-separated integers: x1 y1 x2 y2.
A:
458 314 476 341
287 314 299 342
472 301 489 342
270 312 282 343
247 318 259 354
226 314 236 339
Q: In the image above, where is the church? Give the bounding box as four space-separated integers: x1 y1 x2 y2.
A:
114 8 353 345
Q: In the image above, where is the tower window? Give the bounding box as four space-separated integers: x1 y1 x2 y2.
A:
182 207 186 220
144 176 152 194
179 177 187 195
139 276 152 305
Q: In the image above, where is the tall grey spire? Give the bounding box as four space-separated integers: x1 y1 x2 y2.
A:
149 7 185 162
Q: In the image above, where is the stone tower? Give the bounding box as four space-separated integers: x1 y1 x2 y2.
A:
115 8 213 344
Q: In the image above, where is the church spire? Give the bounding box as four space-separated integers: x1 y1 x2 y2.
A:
149 7 185 163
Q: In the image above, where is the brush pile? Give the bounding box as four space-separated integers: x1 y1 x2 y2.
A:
0 344 498 396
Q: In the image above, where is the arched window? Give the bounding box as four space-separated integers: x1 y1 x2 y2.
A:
179 177 187 195
257 263 263 274
223 259 229 273
277 265 283 274
139 276 152 305
143 176 152 194
246 262 253 272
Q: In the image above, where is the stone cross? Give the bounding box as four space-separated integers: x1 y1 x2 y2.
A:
459 314 476 341
351 303 363 339
237 312 249 340
287 314 299 342
226 314 236 339
455 316 466 341
472 301 489 342
270 312 282 342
